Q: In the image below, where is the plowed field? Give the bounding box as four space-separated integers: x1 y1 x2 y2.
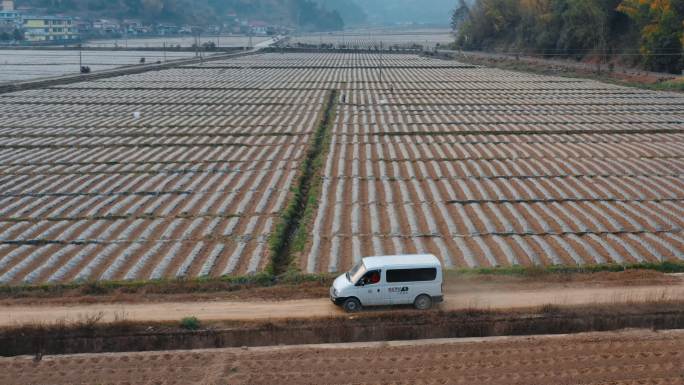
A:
2 52 684 283
289 28 454 50
1 329 682 385
302 53 684 272
0 54 329 283
0 50 196 83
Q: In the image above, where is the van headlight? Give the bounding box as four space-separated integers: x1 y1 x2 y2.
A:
333 288 338 296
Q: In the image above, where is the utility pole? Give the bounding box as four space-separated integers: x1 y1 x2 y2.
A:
599 15 608 75
163 42 166 62
194 31 201 58
198 30 204 61
78 43 82 70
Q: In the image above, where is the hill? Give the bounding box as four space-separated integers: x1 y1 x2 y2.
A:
21 0 344 31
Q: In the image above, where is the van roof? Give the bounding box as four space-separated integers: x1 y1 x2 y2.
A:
362 254 441 270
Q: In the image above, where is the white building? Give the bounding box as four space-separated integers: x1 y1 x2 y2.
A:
93 19 119 34
23 15 78 41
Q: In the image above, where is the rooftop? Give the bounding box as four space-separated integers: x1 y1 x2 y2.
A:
23 14 73 20
362 254 441 270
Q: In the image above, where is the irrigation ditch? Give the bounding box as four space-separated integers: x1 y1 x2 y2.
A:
2 302 684 356
267 89 338 275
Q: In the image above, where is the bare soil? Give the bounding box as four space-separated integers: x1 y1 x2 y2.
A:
1 329 683 385
0 268 677 306
1 271 682 326
444 50 680 89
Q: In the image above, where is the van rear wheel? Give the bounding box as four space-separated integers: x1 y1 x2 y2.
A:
342 298 362 313
414 294 432 310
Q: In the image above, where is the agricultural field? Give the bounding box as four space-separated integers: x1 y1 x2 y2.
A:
299 53 684 272
1 329 682 385
0 49 197 83
1 51 684 284
0 54 328 284
288 28 454 50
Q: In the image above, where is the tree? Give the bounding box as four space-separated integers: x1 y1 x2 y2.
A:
516 0 558 51
452 0 683 73
453 0 520 49
451 0 470 32
481 0 520 35
557 0 607 55
618 0 683 72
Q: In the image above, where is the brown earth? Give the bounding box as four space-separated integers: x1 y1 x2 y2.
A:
1 329 683 385
0 268 675 306
443 50 678 86
1 271 682 327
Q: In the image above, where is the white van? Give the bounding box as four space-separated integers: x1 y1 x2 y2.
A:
330 254 443 312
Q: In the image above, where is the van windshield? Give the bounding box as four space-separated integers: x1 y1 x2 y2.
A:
347 261 366 284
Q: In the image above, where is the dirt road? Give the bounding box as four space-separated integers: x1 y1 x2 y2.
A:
2 281 683 326
1 329 683 385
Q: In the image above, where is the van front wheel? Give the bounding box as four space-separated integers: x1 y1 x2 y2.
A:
342 298 362 313
414 294 432 310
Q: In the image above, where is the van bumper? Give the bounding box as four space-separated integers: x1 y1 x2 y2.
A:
330 296 347 306
432 295 444 303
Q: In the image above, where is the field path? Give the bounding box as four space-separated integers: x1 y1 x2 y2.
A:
1 281 683 326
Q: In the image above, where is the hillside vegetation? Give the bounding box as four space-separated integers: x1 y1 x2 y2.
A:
452 0 684 73
315 0 366 26
24 0 344 31
360 0 456 25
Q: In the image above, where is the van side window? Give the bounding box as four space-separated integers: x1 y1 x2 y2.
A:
386 268 436 283
357 270 381 286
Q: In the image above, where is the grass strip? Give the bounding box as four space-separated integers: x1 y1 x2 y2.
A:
0 272 330 298
0 261 682 300
267 89 338 275
450 261 684 277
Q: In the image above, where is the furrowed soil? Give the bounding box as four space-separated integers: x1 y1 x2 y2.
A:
1 329 683 385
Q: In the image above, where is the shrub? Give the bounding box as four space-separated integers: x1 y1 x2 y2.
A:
180 316 201 330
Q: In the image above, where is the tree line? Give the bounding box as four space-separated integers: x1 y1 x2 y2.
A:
452 0 684 73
